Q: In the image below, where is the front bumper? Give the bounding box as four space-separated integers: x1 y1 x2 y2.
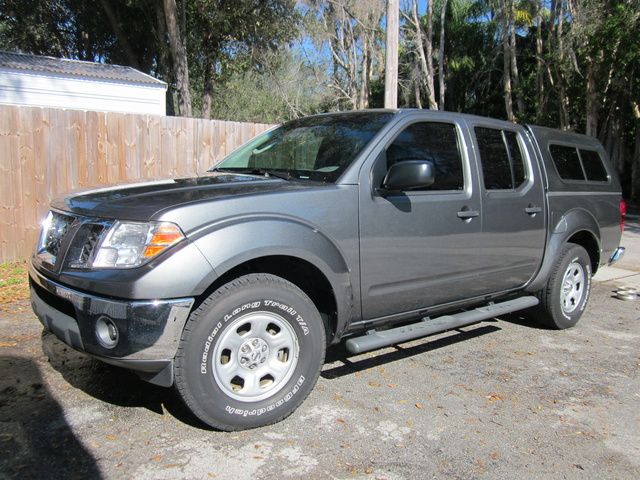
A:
29 264 194 387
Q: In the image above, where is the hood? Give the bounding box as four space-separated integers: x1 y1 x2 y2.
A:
50 173 308 220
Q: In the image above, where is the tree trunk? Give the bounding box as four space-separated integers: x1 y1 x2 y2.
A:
631 101 640 200
359 48 370 109
202 61 215 119
585 53 601 137
154 0 174 116
501 0 514 122
508 0 525 116
163 0 191 117
554 1 570 130
410 0 436 110
100 0 142 71
438 0 448 110
425 0 437 109
535 1 545 123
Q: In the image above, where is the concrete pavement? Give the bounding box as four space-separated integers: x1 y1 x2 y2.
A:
593 216 640 287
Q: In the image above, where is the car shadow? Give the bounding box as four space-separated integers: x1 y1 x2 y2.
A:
40 330 211 430
0 355 103 478
321 322 503 379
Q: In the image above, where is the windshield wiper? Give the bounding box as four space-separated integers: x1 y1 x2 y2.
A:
215 167 292 181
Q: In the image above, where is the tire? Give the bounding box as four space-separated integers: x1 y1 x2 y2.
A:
174 274 326 431
533 243 592 329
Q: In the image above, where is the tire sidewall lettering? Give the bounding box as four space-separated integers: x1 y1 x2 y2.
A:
176 274 326 430
224 375 306 417
196 296 317 415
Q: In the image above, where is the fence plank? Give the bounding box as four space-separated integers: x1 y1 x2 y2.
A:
145 115 161 179
17 106 34 257
31 108 49 225
0 106 19 260
0 104 274 263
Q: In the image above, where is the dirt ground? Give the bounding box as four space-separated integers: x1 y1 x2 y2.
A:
2 221 640 480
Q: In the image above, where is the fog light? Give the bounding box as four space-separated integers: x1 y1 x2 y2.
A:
96 316 119 348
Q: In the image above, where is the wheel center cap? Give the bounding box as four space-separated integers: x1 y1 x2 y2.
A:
563 278 573 293
238 337 269 371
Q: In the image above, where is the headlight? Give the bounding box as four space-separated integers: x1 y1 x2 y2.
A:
93 221 185 268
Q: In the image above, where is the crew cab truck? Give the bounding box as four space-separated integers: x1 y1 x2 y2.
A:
29 109 626 431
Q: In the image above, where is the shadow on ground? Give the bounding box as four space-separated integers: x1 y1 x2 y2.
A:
39 331 210 430
321 310 545 379
0 355 102 479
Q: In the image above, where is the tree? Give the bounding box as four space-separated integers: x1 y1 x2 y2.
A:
437 0 448 110
0 0 300 119
302 0 385 110
164 0 191 116
186 0 300 118
206 48 331 122
402 0 437 109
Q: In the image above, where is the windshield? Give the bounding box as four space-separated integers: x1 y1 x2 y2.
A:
211 112 393 182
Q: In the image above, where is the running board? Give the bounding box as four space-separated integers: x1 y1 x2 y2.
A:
345 296 539 354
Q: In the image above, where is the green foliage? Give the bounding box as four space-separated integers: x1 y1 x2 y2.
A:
0 0 300 118
204 48 331 123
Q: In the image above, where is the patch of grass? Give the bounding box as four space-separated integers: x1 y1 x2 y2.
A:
0 261 29 304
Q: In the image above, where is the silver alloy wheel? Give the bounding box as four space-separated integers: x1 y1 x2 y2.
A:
211 311 300 402
561 260 586 314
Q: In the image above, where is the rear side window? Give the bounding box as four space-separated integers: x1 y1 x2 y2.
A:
579 149 608 181
549 144 608 182
475 127 526 190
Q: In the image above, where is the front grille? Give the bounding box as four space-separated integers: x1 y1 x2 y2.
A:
81 225 102 263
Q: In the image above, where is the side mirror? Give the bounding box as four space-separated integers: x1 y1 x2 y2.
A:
380 160 435 193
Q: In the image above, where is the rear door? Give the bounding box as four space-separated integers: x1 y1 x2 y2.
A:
358 114 485 320
469 121 546 292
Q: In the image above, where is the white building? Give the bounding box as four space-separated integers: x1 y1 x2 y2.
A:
0 52 167 115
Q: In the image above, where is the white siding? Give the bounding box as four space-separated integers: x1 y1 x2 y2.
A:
0 69 166 115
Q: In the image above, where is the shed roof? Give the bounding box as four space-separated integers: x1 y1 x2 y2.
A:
0 51 165 86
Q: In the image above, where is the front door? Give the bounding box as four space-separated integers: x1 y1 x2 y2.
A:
358 118 484 320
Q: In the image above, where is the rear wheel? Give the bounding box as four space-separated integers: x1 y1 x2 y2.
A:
533 243 592 329
174 274 326 431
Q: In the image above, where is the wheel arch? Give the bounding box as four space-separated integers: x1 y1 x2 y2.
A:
188 216 355 346
194 255 345 346
526 208 601 293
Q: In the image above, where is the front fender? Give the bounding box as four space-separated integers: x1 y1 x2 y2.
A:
191 214 355 327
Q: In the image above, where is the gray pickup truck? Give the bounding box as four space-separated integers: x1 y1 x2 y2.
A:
30 109 625 431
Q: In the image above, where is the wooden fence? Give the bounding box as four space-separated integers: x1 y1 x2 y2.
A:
0 105 274 263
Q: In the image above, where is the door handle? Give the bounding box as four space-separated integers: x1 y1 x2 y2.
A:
457 208 480 219
525 205 542 215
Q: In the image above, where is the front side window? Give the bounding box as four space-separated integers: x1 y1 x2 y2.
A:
212 112 393 183
385 122 464 191
475 127 526 190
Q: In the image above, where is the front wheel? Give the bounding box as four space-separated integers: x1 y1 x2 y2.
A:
533 243 592 329
174 274 326 431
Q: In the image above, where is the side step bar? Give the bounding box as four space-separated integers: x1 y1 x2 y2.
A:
345 296 539 354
